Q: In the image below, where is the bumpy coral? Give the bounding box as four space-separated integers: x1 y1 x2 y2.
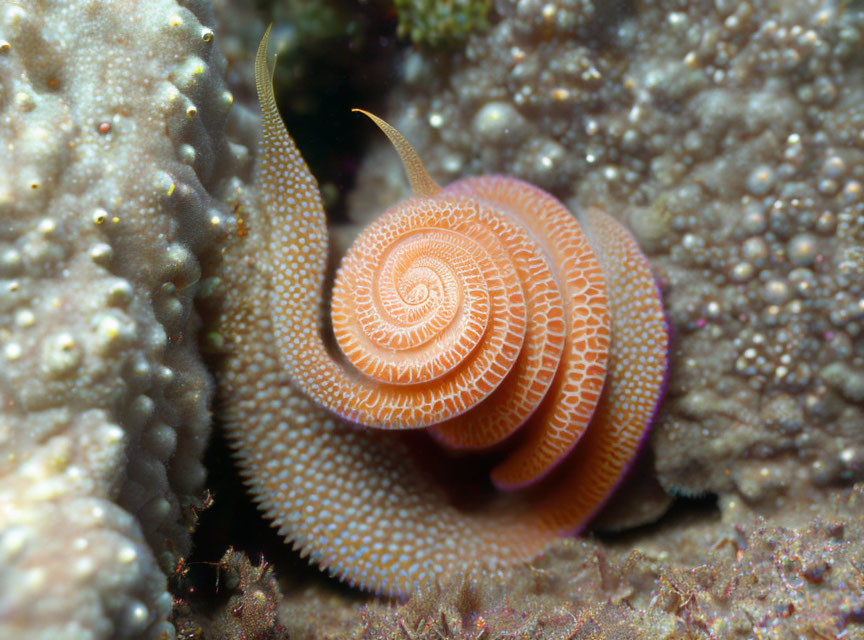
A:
0 0 251 637
361 0 864 503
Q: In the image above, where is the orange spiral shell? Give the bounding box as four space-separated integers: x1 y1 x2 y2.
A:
222 25 669 597
283 170 611 488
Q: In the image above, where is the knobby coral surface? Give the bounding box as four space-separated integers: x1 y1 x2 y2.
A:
0 0 256 637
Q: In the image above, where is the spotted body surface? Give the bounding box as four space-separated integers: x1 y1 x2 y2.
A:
214 27 668 597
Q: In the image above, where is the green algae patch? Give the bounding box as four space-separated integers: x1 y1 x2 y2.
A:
395 0 492 47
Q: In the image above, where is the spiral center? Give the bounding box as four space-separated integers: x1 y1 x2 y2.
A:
331 225 492 386
403 281 430 305
378 243 457 339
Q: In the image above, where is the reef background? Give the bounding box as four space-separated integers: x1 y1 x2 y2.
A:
1 0 863 638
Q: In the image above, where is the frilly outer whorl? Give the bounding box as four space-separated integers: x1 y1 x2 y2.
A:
214 26 668 598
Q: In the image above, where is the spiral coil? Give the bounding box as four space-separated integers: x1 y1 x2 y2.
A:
223 25 670 597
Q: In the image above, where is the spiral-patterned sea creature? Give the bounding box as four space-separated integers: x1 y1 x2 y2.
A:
216 26 668 597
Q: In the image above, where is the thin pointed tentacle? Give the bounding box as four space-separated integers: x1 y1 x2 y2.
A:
353 108 441 197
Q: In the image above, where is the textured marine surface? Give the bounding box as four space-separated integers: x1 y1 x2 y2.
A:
0 1 252 637
213 28 667 597
174 485 864 640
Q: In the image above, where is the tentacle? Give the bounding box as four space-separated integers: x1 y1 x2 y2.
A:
353 108 441 197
